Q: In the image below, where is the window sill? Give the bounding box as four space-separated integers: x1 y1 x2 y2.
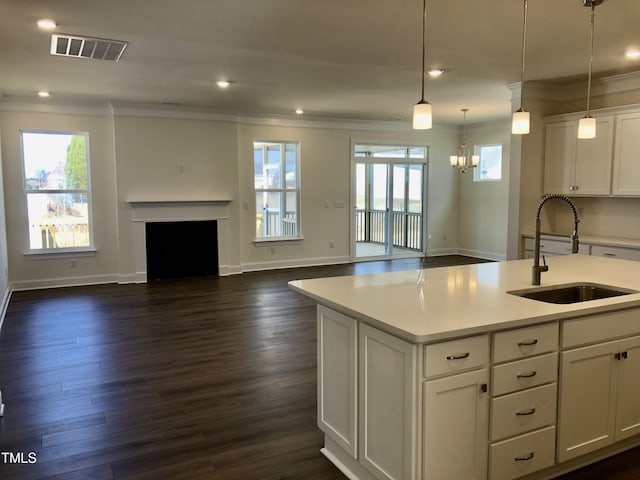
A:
24 248 97 259
253 237 304 245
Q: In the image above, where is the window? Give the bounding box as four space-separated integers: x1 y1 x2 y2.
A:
253 141 300 240
21 130 93 252
473 144 502 182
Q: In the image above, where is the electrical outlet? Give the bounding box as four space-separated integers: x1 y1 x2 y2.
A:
443 234 447 241
324 200 331 208
69 259 77 269
329 240 334 248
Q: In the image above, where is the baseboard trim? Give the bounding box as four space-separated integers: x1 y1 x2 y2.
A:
10 274 119 292
0 285 12 332
242 256 351 273
456 248 506 262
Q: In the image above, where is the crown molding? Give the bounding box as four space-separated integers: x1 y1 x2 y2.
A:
0 97 112 116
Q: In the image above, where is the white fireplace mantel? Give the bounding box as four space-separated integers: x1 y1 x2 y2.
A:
127 199 233 281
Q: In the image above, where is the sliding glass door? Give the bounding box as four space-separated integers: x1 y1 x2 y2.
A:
353 145 427 260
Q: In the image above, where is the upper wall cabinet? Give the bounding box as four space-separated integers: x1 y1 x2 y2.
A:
544 116 614 196
612 112 640 196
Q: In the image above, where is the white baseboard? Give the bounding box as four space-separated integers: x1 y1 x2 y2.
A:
242 255 351 273
0 285 12 332
10 274 119 292
456 248 506 262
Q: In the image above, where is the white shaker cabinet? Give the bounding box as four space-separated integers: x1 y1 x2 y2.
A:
359 323 417 480
423 335 490 480
544 117 613 196
612 112 640 196
558 334 640 462
423 369 489 480
317 306 358 457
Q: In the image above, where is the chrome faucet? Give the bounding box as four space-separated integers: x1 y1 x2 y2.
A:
532 194 580 285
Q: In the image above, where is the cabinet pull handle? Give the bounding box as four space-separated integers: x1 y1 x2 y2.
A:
515 452 535 462
446 352 470 360
516 407 536 416
617 351 629 360
603 252 617 257
517 371 537 378
518 339 538 347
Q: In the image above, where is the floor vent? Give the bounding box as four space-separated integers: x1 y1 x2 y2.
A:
50 34 128 62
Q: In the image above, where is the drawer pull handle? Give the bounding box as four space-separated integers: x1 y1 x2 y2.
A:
516 407 536 416
518 339 539 347
446 352 470 360
603 252 616 257
517 371 537 379
515 452 535 462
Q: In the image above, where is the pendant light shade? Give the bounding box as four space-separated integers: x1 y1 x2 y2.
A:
512 108 530 135
413 101 432 129
413 0 432 130
578 116 596 139
512 0 530 135
578 0 603 140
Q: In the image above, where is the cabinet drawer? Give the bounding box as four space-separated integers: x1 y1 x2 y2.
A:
591 244 640 262
523 237 588 256
424 335 489 378
562 308 640 348
491 384 557 442
489 426 556 480
492 353 558 396
493 323 558 363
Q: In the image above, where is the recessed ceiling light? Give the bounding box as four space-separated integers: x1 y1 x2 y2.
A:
625 50 640 59
428 69 445 78
37 18 57 30
38 91 50 98
216 80 231 88
295 108 304 115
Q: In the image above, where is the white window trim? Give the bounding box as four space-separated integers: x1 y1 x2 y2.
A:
20 129 96 254
473 143 503 183
253 140 302 242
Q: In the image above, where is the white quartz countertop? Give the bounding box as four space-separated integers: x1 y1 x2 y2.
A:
288 255 640 343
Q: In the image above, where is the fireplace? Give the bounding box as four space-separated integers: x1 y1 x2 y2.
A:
145 220 219 281
127 199 233 283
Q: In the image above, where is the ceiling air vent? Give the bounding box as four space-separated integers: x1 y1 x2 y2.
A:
50 34 128 62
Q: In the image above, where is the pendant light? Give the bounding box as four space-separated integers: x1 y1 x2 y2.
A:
413 0 432 129
578 0 603 140
512 0 530 135
450 109 479 173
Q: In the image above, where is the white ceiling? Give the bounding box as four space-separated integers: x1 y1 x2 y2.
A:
1 0 639 125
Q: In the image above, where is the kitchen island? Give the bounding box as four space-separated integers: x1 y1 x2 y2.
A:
289 255 640 480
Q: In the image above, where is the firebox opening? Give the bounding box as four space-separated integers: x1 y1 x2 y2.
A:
145 220 219 281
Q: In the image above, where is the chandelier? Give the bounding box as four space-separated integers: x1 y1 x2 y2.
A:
450 109 479 173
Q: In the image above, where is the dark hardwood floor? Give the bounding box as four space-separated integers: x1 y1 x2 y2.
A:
0 255 638 479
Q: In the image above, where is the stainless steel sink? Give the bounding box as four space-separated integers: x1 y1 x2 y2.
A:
508 282 637 304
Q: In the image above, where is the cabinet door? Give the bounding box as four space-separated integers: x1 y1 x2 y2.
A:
557 341 618 462
613 112 640 196
317 306 358 457
574 116 613 195
544 122 576 195
615 335 640 441
424 369 489 480
359 323 417 480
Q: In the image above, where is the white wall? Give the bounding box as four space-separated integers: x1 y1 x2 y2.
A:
0 129 9 325
0 106 119 290
0 103 462 288
112 112 241 279
237 121 460 270
458 120 511 261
